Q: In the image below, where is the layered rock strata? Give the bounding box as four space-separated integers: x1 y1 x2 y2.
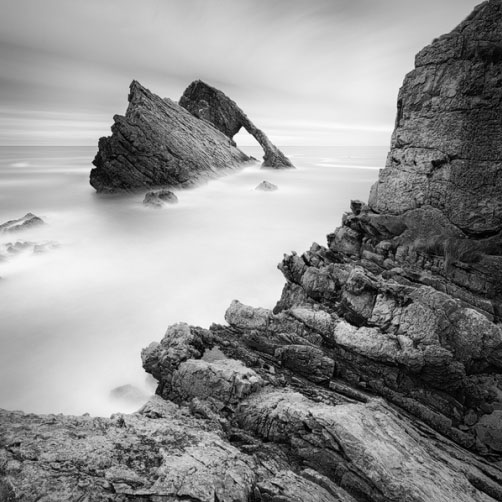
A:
179 80 294 168
90 81 251 192
3 1 502 501
90 80 293 193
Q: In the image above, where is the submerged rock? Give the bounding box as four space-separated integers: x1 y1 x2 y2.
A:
90 81 251 193
0 213 44 233
143 189 178 208
0 240 58 263
180 80 294 169
255 180 278 191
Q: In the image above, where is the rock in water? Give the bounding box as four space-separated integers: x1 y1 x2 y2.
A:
370 0 502 235
143 189 178 208
90 81 251 192
255 180 278 191
0 213 44 233
179 80 294 169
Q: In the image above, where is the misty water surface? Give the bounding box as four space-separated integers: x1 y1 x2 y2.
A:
0 145 383 416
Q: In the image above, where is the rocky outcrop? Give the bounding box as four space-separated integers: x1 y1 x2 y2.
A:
179 80 294 169
0 213 44 233
90 81 251 193
4 2 502 501
143 189 178 208
369 0 502 236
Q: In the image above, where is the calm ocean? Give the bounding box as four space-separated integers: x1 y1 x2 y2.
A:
0 145 385 415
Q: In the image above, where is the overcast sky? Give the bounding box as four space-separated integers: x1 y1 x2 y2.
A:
0 0 480 146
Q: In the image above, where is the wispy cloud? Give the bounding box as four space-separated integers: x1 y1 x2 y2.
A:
0 0 480 146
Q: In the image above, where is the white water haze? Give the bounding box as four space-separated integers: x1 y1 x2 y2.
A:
0 145 383 416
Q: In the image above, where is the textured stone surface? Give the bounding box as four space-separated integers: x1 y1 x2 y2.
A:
369 0 502 236
0 399 260 502
180 80 294 169
238 390 500 502
90 81 251 192
171 358 263 405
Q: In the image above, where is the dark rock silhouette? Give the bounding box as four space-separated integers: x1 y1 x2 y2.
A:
90 81 251 192
180 80 294 169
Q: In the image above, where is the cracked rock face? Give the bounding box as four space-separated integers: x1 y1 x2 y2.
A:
369 0 502 236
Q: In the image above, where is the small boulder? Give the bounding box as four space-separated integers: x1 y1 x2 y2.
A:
143 189 178 208
475 410 502 452
172 358 263 405
255 180 278 192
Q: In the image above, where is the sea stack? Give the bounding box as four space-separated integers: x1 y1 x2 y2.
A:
90 80 293 193
90 81 250 193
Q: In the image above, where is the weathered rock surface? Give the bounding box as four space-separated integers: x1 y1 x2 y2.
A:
0 213 44 233
143 189 178 208
255 180 278 191
0 398 263 502
369 0 502 236
4 2 502 501
90 81 251 193
180 80 294 169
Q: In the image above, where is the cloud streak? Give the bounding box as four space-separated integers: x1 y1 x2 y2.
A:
0 0 481 146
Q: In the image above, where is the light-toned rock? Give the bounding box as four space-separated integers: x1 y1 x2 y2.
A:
172 358 263 405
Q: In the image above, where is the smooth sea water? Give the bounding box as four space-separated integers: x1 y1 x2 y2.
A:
0 145 384 416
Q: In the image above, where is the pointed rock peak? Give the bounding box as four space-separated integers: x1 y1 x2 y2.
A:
454 0 502 33
127 80 153 105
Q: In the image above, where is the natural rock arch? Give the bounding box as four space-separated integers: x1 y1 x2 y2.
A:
179 80 294 169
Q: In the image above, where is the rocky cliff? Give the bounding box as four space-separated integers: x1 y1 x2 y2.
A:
90 80 293 193
370 0 502 237
4 1 502 501
179 80 294 169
